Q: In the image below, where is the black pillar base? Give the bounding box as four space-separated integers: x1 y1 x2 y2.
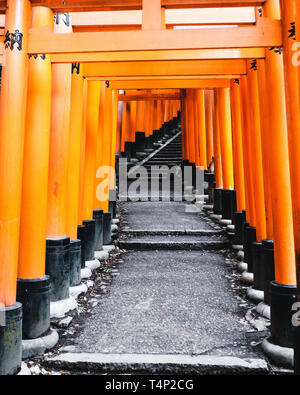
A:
252 242 264 291
213 188 223 215
270 281 297 348
103 212 112 245
262 239 275 306
233 211 246 245
69 240 81 287
17 276 50 340
135 131 146 152
221 189 237 220
0 303 22 375
82 220 96 261
244 226 256 273
77 225 86 269
93 209 103 251
46 237 70 302
145 135 154 149
205 172 215 203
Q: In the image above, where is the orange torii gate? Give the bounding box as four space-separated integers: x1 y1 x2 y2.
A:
1 0 300 376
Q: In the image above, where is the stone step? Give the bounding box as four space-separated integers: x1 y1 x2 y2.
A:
118 238 230 251
44 352 270 375
121 229 224 236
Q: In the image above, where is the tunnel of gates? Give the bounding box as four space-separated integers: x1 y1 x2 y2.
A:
0 0 300 375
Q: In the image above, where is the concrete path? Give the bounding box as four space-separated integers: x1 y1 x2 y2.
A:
45 200 271 374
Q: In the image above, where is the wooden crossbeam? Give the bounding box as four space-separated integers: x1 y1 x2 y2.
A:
119 93 181 101
109 79 231 89
82 59 246 77
28 18 281 54
50 48 265 63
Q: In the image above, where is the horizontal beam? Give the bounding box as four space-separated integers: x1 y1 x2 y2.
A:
50 48 265 63
119 93 181 101
0 0 263 13
109 78 232 89
82 59 246 77
28 18 281 54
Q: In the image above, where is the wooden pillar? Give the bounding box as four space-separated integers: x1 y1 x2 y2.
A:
246 60 266 242
216 88 234 191
186 89 196 165
78 79 88 225
18 7 52 281
129 101 137 142
194 89 207 170
115 99 123 156
120 102 129 153
240 76 256 227
0 0 31 306
205 90 214 167
66 63 85 241
95 83 113 213
280 0 300 287
230 80 246 213
257 59 274 240
212 90 223 189
46 14 72 239
82 81 100 220
110 89 118 190
263 0 296 286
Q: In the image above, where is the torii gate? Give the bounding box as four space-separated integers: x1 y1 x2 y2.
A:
1 0 300 376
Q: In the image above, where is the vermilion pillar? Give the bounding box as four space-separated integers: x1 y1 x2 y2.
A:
240 76 256 228
230 80 245 214
46 13 72 303
212 90 223 216
230 79 246 247
67 63 84 240
83 81 100 260
216 88 235 221
204 90 214 167
246 60 266 243
0 0 31 375
263 0 296 349
17 6 53 341
257 59 274 241
194 89 207 170
279 0 300 369
212 90 223 190
83 81 101 221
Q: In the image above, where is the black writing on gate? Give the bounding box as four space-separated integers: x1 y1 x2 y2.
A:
4 29 23 51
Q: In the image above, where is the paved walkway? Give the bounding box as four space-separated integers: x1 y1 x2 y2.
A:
46 200 271 374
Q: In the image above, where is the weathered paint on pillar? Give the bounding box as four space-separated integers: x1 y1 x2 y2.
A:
18 7 52 279
0 0 31 305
